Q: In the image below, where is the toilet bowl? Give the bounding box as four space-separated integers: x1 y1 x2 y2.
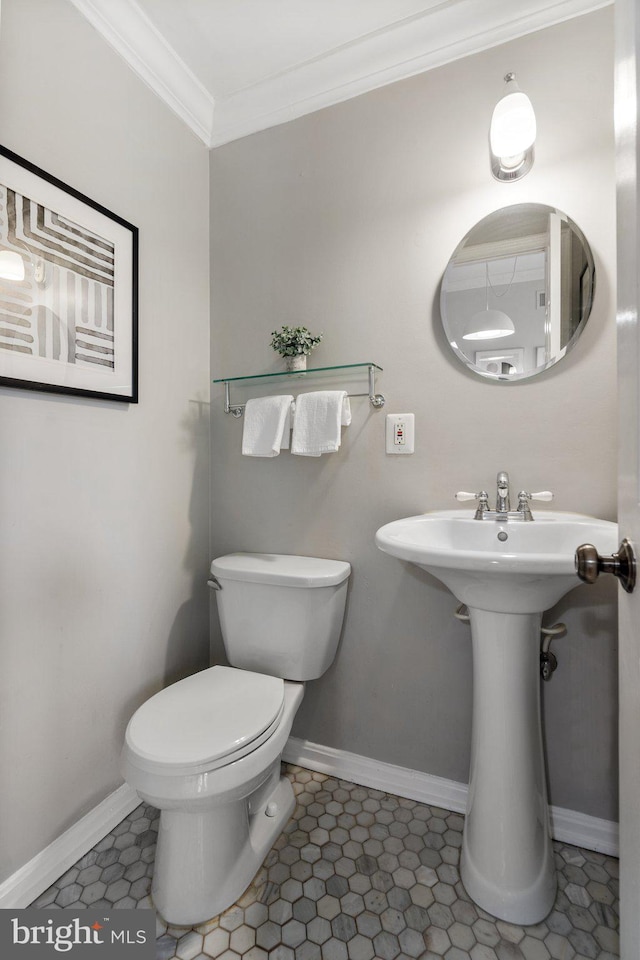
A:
121 553 350 925
121 667 304 924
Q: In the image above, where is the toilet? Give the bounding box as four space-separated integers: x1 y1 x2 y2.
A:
120 552 350 926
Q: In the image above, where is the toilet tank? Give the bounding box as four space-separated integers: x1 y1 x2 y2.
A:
210 553 351 681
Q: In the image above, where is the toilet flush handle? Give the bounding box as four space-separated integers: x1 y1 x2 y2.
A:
207 576 222 591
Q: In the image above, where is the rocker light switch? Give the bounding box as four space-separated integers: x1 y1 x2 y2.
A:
386 414 415 454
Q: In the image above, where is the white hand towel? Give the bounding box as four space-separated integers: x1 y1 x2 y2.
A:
242 395 293 457
291 390 350 456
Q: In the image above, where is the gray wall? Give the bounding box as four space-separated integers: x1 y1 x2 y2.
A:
0 0 211 884
210 9 618 820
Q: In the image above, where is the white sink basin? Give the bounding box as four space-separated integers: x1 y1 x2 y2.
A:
375 509 618 613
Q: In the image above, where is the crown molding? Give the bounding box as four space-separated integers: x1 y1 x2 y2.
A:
211 0 612 146
68 0 214 146
69 0 611 149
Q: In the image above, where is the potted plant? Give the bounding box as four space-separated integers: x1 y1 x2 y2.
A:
270 325 323 371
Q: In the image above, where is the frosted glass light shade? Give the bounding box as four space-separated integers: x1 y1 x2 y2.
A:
462 308 515 341
490 90 536 158
490 74 536 181
0 250 25 281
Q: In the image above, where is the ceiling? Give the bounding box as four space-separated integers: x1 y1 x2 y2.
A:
69 0 611 148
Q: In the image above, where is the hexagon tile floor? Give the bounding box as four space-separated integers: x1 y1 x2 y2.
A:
30 764 619 960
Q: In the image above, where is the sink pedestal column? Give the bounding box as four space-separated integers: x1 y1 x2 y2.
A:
461 607 556 924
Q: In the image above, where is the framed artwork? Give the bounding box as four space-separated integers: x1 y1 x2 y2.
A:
0 145 138 402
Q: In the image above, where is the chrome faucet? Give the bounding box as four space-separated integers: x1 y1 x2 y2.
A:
496 471 510 514
455 471 554 520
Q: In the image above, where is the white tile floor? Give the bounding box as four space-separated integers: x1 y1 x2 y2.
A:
31 765 619 959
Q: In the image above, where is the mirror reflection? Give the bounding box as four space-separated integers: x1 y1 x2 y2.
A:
440 204 595 381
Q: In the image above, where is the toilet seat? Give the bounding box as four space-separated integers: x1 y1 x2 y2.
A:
124 666 285 776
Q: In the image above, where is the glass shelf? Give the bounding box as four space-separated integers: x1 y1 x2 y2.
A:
213 361 382 384
213 362 384 417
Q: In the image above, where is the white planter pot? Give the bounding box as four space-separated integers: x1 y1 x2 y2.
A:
285 355 307 372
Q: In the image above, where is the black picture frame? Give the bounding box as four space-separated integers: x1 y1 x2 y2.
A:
0 145 138 402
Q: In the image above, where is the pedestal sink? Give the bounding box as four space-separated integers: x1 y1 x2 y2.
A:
375 509 618 924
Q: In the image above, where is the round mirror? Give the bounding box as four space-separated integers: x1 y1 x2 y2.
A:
440 203 595 381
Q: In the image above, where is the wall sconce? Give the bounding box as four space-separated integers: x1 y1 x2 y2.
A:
489 73 536 182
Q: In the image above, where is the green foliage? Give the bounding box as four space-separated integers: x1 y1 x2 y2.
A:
270 325 323 357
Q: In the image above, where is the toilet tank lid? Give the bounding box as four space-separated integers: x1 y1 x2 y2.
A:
211 553 351 587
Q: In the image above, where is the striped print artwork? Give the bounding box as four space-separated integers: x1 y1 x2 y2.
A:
0 183 115 368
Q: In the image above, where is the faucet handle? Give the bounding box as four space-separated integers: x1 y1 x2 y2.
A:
528 491 554 502
456 490 490 519
455 490 488 502
517 490 553 519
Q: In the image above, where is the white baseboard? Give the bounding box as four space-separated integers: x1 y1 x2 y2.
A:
283 736 469 814
1 741 618 909
283 736 619 858
548 804 619 856
0 783 141 909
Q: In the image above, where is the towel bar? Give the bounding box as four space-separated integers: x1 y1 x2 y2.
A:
214 362 385 417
